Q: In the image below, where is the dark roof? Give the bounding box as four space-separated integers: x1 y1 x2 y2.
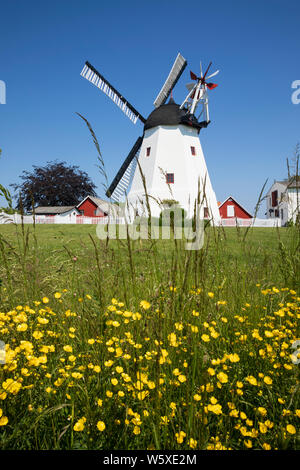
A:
144 101 209 132
34 206 76 214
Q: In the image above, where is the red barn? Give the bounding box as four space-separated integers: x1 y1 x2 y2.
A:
219 196 252 219
76 196 109 217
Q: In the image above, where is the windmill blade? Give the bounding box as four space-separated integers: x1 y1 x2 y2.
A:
190 71 198 81
206 70 219 80
185 82 196 91
106 137 143 201
80 62 146 125
153 53 187 108
202 61 212 80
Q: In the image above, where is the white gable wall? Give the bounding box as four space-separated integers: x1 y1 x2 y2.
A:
287 188 300 223
266 181 299 225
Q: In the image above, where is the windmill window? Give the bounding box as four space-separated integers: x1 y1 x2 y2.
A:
146 147 151 157
166 173 174 184
190 146 196 156
204 207 209 218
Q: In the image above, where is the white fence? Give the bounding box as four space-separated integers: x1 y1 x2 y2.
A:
0 213 125 225
219 218 282 227
0 212 281 227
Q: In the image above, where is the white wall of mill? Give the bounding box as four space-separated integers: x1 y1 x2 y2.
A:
127 124 221 222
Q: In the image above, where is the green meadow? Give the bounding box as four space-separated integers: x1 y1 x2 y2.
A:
0 224 297 307
0 223 299 449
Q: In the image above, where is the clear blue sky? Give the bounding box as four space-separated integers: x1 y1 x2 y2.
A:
0 0 299 216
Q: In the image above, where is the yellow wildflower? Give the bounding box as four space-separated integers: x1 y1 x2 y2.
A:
286 424 296 434
97 421 106 432
201 334 210 343
140 300 151 310
175 431 186 444
217 372 228 384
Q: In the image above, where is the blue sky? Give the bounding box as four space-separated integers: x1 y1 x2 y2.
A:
0 0 299 216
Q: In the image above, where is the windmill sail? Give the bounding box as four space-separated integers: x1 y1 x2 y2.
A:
106 137 143 201
81 62 146 124
153 53 187 108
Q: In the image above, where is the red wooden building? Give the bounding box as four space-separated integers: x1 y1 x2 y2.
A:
76 196 109 217
218 196 252 219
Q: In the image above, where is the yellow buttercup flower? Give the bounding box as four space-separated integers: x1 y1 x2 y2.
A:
244 439 252 448
262 443 271 450
97 421 106 432
133 425 141 435
73 417 86 432
2 379 22 395
286 424 296 434
217 372 228 384
175 431 186 444
228 353 240 363
0 416 8 426
140 300 151 310
71 372 83 379
201 334 210 343
168 332 178 347
259 422 268 434
257 407 267 416
263 376 273 385
207 404 222 415
17 323 28 332
246 376 257 386
189 438 197 449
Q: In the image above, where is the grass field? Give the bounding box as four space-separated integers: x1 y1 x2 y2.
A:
0 223 299 450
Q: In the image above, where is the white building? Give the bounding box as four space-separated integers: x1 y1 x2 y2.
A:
127 99 220 223
266 177 300 226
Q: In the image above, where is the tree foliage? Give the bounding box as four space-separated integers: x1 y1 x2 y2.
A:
11 161 97 211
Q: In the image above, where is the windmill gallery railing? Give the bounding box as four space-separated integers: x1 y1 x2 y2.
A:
0 212 281 227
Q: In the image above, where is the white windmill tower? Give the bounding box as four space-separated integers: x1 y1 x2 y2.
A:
80 54 221 223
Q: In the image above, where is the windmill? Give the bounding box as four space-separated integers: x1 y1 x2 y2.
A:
80 54 221 222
